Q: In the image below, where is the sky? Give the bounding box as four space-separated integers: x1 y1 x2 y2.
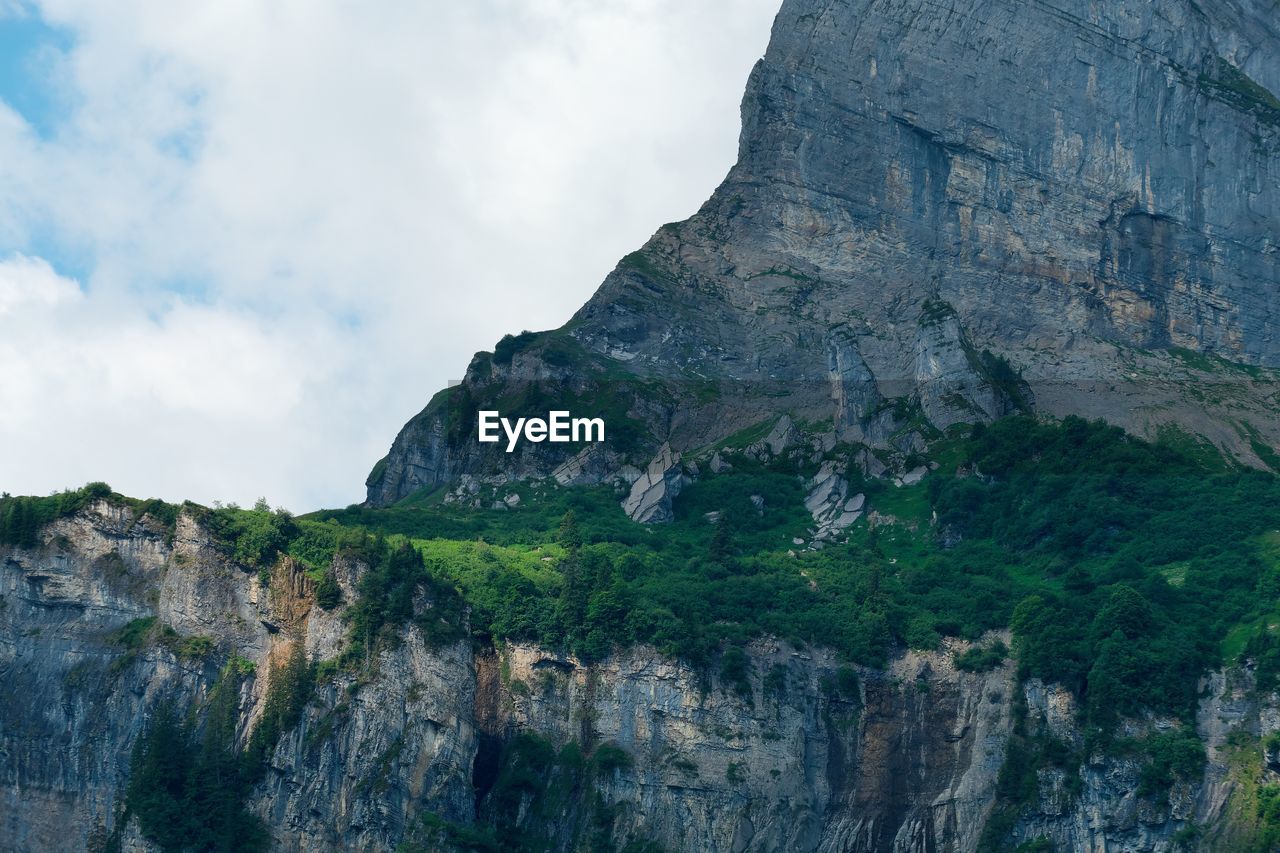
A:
0 0 780 512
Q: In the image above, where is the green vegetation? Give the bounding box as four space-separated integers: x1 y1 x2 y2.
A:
975 350 1031 412
123 648 314 853
242 644 314 779
460 732 652 852
20 409 1280 848
743 265 819 284
110 617 216 671
341 540 468 667
1255 784 1280 852
0 483 178 546
305 415 1280 740
315 568 343 609
617 249 672 284
365 456 389 489
125 666 269 852
979 694 1082 853
26 416 1280 740
205 499 299 570
399 811 502 852
493 330 540 366
1198 57 1280 127
326 414 1280 846
955 639 1009 673
1209 732 1280 852
1169 345 1264 378
918 298 958 325
1128 728 1206 800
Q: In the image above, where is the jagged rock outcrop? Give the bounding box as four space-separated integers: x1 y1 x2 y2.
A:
368 0 1280 507
621 443 686 523
804 460 865 541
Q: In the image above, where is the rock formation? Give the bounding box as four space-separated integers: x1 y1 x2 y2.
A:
6 502 1277 851
368 0 1280 508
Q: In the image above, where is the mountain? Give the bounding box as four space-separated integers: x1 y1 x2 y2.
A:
367 0 1280 511
6 2 1280 853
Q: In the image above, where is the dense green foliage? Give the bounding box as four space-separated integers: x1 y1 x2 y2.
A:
1254 783 1280 852
929 418 1280 727
25 411 1280 849
0 482 178 546
307 416 1280 735
242 644 314 779
125 664 269 853
1130 728 1207 799
36 415 1280 730
342 540 469 666
954 639 1009 673
124 649 314 852
206 500 300 572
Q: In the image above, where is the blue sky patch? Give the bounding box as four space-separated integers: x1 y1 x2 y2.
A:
0 6 76 139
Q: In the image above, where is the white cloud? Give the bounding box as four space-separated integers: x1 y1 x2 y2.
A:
0 0 779 509
0 254 355 504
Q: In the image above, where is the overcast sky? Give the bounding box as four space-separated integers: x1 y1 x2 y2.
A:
0 0 779 511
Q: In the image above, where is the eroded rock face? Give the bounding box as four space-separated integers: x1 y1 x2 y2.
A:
252 628 478 852
6 505 1280 852
488 641 1015 853
0 503 475 853
368 0 1280 507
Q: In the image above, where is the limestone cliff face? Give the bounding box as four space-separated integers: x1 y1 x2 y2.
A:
369 0 1280 507
485 641 1013 852
6 504 1280 852
0 502 475 852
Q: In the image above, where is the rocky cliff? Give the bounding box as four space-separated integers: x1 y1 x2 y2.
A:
5 501 1280 852
369 0 1280 507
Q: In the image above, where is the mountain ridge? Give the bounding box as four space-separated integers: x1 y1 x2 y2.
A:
367 0 1280 509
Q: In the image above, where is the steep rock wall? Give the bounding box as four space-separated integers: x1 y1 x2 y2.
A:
5 504 1280 852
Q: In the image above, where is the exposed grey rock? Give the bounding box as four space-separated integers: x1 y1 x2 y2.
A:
493 639 1016 853
763 415 797 456
896 465 928 487
856 447 888 479
804 461 866 540
254 628 477 851
551 445 627 487
621 443 684 523
368 0 1280 507
9 504 1274 853
914 313 1004 431
829 331 881 441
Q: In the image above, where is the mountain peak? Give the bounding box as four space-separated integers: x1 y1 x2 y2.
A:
368 0 1280 507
